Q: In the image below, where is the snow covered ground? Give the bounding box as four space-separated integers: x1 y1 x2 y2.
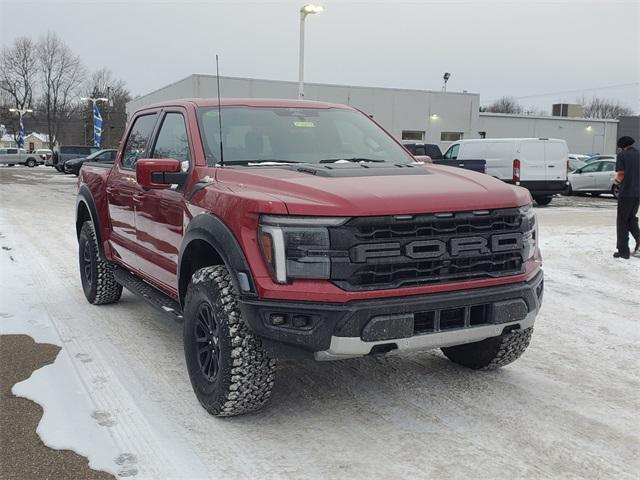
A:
1 167 638 479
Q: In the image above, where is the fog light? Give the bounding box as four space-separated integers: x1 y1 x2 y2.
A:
292 315 310 328
270 314 287 326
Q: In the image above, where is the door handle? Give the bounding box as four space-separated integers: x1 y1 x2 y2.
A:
547 165 555 168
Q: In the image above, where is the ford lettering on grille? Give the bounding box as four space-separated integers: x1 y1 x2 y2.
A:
351 233 523 262
328 208 527 290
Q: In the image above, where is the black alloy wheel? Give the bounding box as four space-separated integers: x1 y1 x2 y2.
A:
195 302 222 382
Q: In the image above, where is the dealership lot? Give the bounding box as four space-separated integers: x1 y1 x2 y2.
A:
1 166 638 479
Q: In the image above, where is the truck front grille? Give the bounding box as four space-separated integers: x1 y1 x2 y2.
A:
329 209 526 291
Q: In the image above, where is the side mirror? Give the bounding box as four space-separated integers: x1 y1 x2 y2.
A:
136 158 185 189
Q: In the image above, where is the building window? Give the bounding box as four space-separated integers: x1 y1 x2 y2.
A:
402 130 425 141
441 132 464 141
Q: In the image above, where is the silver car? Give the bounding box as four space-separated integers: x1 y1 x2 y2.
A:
568 160 619 197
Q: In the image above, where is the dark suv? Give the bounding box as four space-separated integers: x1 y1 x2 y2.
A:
52 145 101 172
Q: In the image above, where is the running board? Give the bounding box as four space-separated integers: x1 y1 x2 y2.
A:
113 267 183 322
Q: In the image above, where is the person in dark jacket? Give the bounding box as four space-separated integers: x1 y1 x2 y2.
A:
613 136 640 259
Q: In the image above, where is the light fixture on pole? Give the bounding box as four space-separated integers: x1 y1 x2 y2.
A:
81 97 109 147
298 4 324 99
9 108 33 148
442 72 451 92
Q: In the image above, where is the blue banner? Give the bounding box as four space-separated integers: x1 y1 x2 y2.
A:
93 101 103 147
18 114 25 148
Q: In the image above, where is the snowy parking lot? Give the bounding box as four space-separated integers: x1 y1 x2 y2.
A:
1 166 638 479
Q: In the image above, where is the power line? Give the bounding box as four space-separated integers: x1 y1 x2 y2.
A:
484 82 639 103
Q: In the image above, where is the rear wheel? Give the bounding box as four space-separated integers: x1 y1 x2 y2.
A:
7 164 14 167
183 265 275 416
534 196 552 206
612 184 620 199
442 327 533 370
78 221 122 305
562 184 573 196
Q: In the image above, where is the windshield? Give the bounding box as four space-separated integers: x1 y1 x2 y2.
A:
197 106 414 166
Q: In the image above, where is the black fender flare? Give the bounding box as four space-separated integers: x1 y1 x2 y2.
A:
178 213 257 305
76 185 105 258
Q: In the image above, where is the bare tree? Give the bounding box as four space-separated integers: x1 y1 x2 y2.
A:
483 96 523 114
0 37 38 143
83 68 131 147
578 95 633 119
37 32 86 148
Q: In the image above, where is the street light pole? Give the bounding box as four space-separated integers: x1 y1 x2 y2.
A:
298 4 324 99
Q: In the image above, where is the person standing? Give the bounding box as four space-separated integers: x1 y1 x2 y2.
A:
613 136 640 259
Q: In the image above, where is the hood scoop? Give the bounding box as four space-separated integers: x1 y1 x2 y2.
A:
293 162 430 178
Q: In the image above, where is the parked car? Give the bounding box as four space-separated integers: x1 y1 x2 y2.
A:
585 154 616 163
403 141 486 173
443 138 569 205
567 159 619 197
0 147 42 167
568 154 588 172
36 148 52 165
76 98 542 417
52 145 101 171
64 149 117 176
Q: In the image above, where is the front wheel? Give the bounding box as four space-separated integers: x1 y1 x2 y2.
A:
26 158 37 168
534 196 552 206
78 221 122 304
183 265 275 417
442 327 533 370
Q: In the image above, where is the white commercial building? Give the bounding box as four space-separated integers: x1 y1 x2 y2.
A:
127 74 618 155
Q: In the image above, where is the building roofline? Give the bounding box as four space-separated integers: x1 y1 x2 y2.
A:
479 112 619 123
130 74 479 105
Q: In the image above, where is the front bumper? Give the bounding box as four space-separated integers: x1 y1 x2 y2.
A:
239 270 544 360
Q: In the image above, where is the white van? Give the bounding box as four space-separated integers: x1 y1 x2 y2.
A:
443 138 569 205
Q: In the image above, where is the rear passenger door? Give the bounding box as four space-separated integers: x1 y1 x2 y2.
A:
544 140 567 182
594 161 616 191
519 141 546 182
134 110 191 290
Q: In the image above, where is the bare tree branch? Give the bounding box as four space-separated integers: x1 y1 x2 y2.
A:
577 95 633 119
0 37 37 143
483 96 523 114
36 32 86 148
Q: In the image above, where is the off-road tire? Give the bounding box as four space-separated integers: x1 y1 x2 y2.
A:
78 221 122 305
183 265 275 417
534 196 552 206
441 327 533 370
26 158 37 168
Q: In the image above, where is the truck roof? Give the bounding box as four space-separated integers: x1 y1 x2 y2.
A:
137 98 354 111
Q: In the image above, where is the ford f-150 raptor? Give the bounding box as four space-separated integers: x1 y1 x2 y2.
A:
76 98 543 416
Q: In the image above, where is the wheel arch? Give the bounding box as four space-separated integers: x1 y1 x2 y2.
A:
76 185 104 258
178 214 257 307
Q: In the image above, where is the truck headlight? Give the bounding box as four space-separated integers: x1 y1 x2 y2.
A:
259 216 349 284
519 204 538 261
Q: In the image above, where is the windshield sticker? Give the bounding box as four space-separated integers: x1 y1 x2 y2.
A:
293 121 315 128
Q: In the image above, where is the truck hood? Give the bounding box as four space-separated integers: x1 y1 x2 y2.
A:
215 163 531 216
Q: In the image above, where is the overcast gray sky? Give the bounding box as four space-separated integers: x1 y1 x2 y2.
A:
1 0 639 112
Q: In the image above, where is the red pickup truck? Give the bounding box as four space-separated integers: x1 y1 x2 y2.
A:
76 98 543 416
